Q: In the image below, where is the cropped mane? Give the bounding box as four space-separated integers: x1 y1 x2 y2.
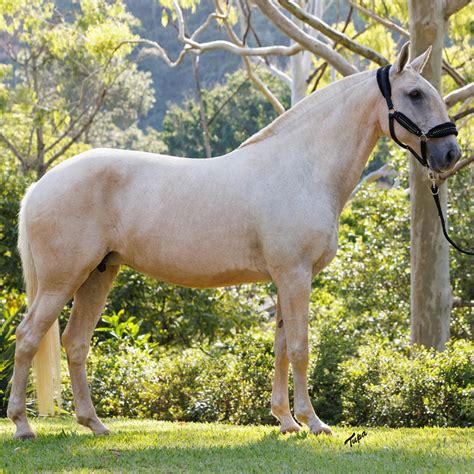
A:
239 70 373 148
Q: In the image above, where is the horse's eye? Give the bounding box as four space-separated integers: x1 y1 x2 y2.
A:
408 90 422 100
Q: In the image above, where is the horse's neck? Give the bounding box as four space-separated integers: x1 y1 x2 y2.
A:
261 71 382 210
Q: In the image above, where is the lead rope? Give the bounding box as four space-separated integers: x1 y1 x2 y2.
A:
377 65 473 256
430 180 474 256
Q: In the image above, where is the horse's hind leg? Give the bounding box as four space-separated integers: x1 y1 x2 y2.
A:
8 291 71 439
61 264 119 435
271 297 300 434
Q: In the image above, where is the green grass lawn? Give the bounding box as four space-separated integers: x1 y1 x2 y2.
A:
0 418 472 473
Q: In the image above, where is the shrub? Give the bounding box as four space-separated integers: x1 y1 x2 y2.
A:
76 331 275 424
69 327 473 428
105 269 268 348
340 339 474 427
0 294 25 416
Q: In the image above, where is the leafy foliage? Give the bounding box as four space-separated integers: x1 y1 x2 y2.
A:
0 158 32 293
161 69 290 157
341 339 474 427
79 331 275 424
68 326 474 427
104 268 268 347
0 0 152 174
0 295 24 416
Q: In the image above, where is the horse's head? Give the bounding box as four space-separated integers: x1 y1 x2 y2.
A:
378 42 461 173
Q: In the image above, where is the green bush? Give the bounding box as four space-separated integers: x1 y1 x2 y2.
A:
79 331 275 425
105 269 268 348
0 294 25 416
340 339 474 427
66 327 473 428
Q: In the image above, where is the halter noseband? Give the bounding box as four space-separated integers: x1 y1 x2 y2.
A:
376 65 458 169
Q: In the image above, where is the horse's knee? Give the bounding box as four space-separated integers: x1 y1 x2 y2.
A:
274 342 288 360
287 347 309 366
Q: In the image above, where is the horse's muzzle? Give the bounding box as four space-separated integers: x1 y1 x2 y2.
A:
427 139 461 173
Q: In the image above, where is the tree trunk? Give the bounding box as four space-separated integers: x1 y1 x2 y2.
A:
290 0 322 105
408 0 452 350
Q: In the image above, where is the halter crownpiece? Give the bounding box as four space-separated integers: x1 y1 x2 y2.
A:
376 65 458 169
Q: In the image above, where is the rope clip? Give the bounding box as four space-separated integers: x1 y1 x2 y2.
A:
428 170 439 195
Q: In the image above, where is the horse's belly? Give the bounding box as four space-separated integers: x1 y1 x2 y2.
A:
131 263 271 288
117 233 270 288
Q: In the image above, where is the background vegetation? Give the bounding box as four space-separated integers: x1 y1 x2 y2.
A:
0 0 472 429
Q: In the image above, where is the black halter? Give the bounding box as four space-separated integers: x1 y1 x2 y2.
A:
376 65 473 256
376 65 458 168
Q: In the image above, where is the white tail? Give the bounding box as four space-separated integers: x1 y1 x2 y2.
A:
18 188 62 416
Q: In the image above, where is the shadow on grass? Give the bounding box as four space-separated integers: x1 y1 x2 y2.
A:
1 421 472 473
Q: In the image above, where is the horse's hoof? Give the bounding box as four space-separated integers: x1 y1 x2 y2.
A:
14 431 36 440
280 422 301 434
310 423 332 436
94 428 111 436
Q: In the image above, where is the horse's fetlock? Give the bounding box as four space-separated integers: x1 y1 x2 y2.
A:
271 402 288 418
7 407 19 421
295 410 310 424
76 415 94 427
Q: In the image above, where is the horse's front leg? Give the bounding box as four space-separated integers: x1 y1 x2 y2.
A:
271 297 301 434
275 267 332 435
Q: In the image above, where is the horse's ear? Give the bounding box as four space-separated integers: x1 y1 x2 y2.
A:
393 41 410 73
410 46 432 74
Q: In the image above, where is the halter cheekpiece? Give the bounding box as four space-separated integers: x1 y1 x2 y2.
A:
376 65 473 256
376 65 458 168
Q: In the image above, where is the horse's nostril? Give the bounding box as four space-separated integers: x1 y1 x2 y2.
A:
447 148 461 164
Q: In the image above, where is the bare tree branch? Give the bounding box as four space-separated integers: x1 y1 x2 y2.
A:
253 0 358 76
279 0 388 65
438 153 474 180
0 132 27 169
347 1 467 86
442 57 467 87
44 89 108 169
452 298 474 308
349 163 397 199
119 38 189 67
452 107 474 122
444 83 474 107
191 56 212 158
122 30 304 67
189 40 304 57
308 5 354 93
444 0 470 17
255 57 293 85
207 78 249 127
347 0 408 36
214 0 286 115
244 59 286 114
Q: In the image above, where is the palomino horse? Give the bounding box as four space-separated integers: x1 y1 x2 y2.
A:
8 43 460 439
